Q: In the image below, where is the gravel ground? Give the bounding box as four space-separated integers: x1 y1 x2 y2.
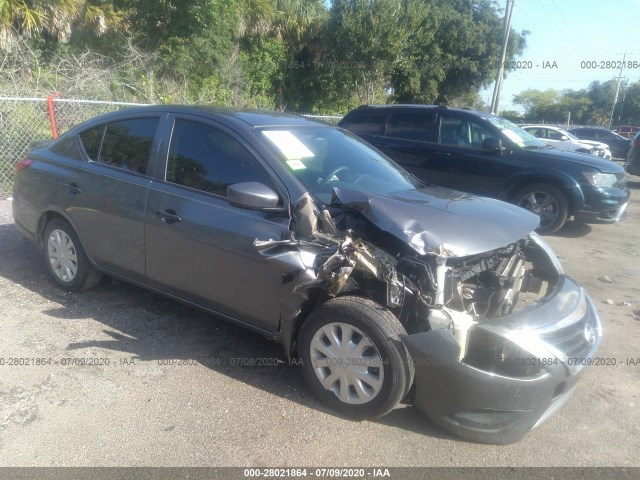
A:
0 182 639 468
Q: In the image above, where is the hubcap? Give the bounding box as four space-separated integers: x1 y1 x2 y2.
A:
309 322 384 405
47 229 78 282
518 192 559 228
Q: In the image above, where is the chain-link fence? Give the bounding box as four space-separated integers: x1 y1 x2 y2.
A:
0 96 145 197
0 96 343 197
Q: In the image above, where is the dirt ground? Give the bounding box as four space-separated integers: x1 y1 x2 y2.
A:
0 179 639 468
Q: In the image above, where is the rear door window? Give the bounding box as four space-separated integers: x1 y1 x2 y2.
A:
98 118 160 174
386 112 437 142
547 129 565 141
526 128 544 138
576 128 595 137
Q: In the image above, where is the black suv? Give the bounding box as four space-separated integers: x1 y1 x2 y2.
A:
339 105 629 233
625 131 640 176
568 127 631 159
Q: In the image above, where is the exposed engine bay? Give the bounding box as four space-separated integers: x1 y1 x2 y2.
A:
256 189 562 364
253 184 599 445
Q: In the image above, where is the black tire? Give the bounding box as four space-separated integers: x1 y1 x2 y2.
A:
514 183 569 234
298 296 413 419
43 218 102 292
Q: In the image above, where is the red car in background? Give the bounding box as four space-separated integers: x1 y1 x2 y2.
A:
615 125 640 139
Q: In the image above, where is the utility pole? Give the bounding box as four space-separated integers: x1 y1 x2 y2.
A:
490 0 515 114
608 52 626 130
617 79 629 126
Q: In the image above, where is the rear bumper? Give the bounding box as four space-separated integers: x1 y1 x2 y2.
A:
404 277 601 444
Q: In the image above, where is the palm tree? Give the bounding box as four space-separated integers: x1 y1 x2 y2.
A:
0 0 123 50
275 0 326 49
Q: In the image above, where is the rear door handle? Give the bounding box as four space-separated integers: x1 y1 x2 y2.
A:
64 183 82 194
155 209 182 224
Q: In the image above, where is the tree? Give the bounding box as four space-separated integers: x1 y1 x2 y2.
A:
511 80 640 126
318 0 527 111
0 0 122 50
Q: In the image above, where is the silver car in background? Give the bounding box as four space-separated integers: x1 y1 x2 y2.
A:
523 125 612 159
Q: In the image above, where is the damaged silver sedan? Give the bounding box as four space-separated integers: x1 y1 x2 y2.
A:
12 107 601 444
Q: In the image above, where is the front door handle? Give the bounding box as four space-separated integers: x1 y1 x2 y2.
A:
434 151 452 156
155 209 182 224
64 183 82 194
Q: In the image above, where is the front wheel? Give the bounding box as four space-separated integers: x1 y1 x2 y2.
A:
43 218 102 292
514 183 569 234
298 296 413 419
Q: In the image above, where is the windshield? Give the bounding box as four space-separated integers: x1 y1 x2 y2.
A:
564 130 580 140
486 116 547 149
259 126 420 204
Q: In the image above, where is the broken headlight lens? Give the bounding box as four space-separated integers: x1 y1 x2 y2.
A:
583 172 617 188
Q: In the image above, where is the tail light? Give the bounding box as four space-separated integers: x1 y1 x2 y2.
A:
15 158 34 173
633 137 640 147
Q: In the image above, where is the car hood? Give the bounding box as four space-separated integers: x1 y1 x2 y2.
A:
333 187 539 258
578 140 609 149
523 146 622 171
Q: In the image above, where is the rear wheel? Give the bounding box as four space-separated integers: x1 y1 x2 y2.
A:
514 183 569 234
298 296 413 419
43 218 102 292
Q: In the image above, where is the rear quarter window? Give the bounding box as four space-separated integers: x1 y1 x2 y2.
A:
342 113 387 135
79 125 105 161
386 112 437 142
50 136 83 161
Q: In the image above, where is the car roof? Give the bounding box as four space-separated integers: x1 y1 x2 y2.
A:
346 104 504 122
523 125 565 130
355 104 481 114
569 126 610 131
74 105 324 129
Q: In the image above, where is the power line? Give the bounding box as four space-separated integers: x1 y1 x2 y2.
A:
512 3 540 30
549 0 573 33
534 0 571 43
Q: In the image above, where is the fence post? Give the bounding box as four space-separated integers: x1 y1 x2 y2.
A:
47 92 61 139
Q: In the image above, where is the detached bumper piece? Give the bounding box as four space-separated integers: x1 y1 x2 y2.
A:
404 276 601 444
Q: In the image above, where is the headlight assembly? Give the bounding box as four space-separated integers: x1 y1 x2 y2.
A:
583 172 617 188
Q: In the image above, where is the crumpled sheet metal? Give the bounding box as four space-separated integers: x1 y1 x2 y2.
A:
333 187 539 258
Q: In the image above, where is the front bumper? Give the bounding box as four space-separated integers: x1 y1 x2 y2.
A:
574 183 630 223
574 200 628 223
404 276 601 444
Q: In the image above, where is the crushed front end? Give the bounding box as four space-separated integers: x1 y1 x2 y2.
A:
258 188 601 444
402 234 601 444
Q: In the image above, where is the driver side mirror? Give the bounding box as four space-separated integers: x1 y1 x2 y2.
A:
482 137 505 155
227 182 284 212
560 135 569 141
